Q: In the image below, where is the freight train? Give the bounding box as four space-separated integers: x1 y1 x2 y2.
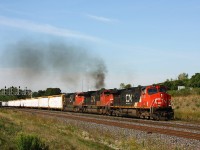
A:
1 85 174 120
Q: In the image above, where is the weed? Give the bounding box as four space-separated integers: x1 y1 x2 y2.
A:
172 95 200 122
16 133 49 150
175 106 180 109
196 103 200 108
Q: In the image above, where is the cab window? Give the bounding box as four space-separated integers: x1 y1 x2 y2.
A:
159 87 166 93
147 88 158 95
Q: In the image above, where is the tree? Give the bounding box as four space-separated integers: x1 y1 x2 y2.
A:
37 90 46 97
120 83 125 89
45 88 61 96
162 80 172 90
32 92 39 97
178 73 188 80
190 73 200 87
124 84 132 89
120 83 132 89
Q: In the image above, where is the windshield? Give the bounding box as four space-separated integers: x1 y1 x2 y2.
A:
104 92 111 94
147 88 158 95
159 87 166 93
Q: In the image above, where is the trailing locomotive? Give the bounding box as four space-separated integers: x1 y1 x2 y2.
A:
1 85 174 120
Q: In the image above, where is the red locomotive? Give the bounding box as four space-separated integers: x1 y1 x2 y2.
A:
65 85 174 120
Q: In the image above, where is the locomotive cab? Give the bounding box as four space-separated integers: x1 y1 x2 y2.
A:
139 85 171 108
137 85 174 120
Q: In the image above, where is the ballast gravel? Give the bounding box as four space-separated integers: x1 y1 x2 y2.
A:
55 116 200 150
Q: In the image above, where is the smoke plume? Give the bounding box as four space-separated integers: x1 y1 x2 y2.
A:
1 40 107 90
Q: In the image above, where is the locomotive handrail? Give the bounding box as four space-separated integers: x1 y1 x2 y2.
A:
150 99 156 114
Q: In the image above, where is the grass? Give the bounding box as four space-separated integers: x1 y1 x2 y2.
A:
168 88 200 97
172 95 200 122
0 109 191 150
16 133 49 150
0 109 114 150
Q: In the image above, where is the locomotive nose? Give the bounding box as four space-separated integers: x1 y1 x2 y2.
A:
155 98 162 107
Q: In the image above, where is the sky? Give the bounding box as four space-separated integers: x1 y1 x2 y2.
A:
0 0 199 92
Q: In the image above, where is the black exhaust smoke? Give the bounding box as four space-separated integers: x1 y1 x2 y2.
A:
1 40 107 90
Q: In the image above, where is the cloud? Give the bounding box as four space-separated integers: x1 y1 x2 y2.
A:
0 15 101 42
0 5 31 16
86 14 118 23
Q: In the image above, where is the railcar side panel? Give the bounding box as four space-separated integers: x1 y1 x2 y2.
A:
8 101 15 107
14 100 21 107
38 97 49 108
48 95 63 109
2 102 8 106
24 99 38 107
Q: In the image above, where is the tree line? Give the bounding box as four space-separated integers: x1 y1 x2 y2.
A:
119 73 200 90
161 73 200 90
0 88 61 101
32 88 61 97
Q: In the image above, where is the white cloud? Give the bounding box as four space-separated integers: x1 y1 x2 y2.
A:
0 5 31 16
0 15 101 42
86 14 118 23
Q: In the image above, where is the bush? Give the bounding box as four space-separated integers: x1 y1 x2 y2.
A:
168 88 191 97
16 134 48 150
168 88 200 97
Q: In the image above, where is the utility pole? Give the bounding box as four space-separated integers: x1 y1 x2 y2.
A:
4 86 6 95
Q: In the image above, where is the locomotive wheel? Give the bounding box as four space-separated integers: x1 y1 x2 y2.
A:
99 109 103 115
103 110 107 115
156 114 161 121
115 110 119 117
115 112 119 117
109 111 113 116
106 111 111 116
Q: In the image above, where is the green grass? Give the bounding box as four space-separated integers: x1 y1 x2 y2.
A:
0 109 113 150
16 133 49 150
168 88 200 97
168 88 200 122
172 95 200 122
0 109 189 150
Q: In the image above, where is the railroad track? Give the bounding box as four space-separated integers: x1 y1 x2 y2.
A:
65 111 200 132
8 108 200 141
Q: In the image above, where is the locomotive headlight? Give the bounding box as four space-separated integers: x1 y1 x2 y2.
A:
160 94 163 97
110 99 113 103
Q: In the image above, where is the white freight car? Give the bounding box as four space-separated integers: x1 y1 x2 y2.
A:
48 95 64 109
38 97 49 108
14 100 21 107
1 94 65 110
2 101 8 106
23 99 39 108
8 101 15 107
20 100 26 107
